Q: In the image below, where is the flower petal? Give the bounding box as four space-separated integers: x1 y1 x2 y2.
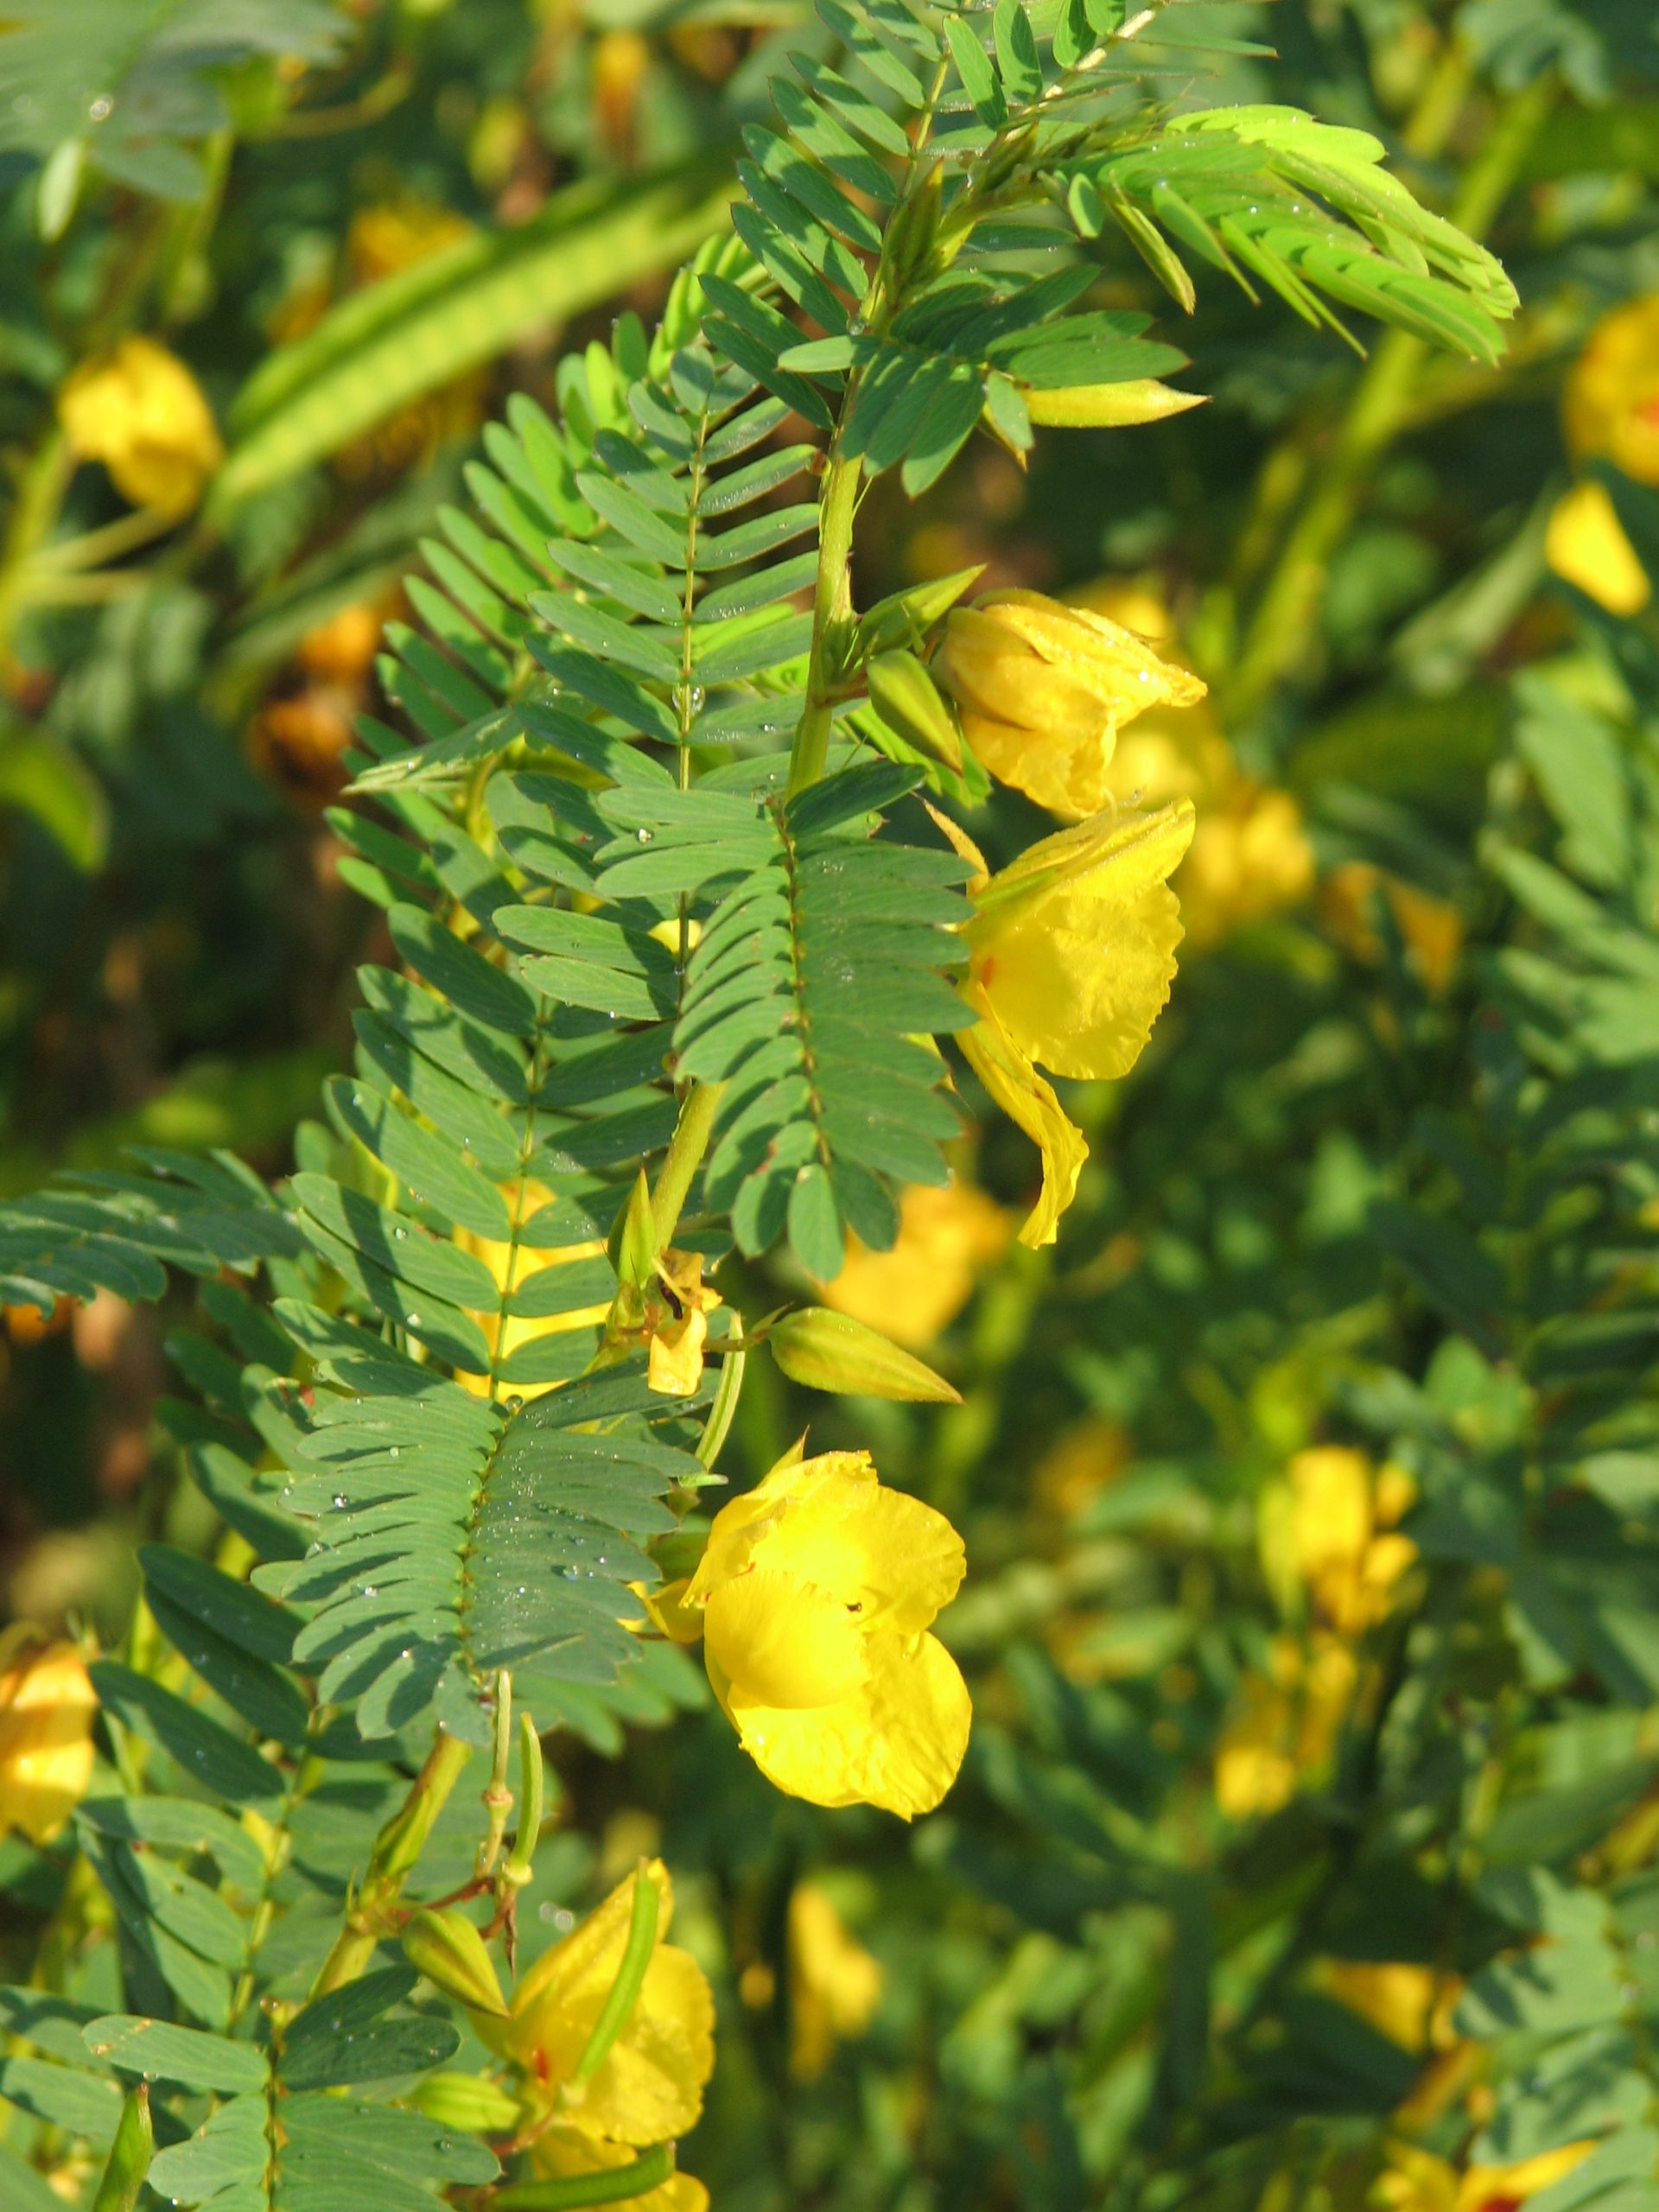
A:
689 1453 964 1635
957 1006 1088 1249
722 1629 970 1820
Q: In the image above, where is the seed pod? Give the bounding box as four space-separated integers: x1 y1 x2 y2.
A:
416 2071 523 2133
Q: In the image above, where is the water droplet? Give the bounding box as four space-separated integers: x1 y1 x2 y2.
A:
407 1313 422 1326
393 1224 408 1239
389 1446 400 1459
562 1565 580 1580
88 94 112 122
635 827 653 843
333 1493 347 1510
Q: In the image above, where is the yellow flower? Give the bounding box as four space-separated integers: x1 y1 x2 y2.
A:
525 2130 708 2212
683 1450 970 1819
454 1178 612 1402
499 1860 715 2144
1077 585 1314 945
1320 1961 1459 2055
1321 861 1464 995
935 589 1207 817
1214 1632 1357 1821
1546 480 1651 615
812 1180 1014 1350
644 1249 721 1398
58 337 223 518
1033 1415 1132 1520
949 801 1193 1247
0 1630 97 1845
789 1883 884 2081
1564 293 1659 486
1266 1446 1417 1635
1375 2138 1597 2212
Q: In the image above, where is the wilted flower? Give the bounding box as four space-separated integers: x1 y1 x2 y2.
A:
1214 1632 1356 1821
936 589 1207 817
683 1449 970 1819
0 1630 97 1845
1546 480 1650 615
813 1180 1014 1350
946 801 1193 1247
497 1859 714 2146
1563 293 1659 486
58 337 223 518
644 1249 721 1397
455 1178 612 1402
789 1883 883 2080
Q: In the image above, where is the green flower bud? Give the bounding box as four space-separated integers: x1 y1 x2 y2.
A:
403 1906 510 2018
768 1307 961 1403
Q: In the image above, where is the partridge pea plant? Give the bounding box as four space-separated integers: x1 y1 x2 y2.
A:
0 3 1512 2204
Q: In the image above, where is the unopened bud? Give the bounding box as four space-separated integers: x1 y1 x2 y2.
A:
403 1907 509 2018
1024 378 1206 428
854 567 984 661
768 1307 961 1403
865 652 963 772
415 2071 523 2133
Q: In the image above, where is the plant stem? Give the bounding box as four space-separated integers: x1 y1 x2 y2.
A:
309 1728 473 1997
651 1079 724 1246
786 452 861 798
1222 67 1554 721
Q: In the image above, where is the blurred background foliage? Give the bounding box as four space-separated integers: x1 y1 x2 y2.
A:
4 0 1659 2207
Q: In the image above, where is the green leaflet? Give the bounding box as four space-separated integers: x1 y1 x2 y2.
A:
213 164 737 505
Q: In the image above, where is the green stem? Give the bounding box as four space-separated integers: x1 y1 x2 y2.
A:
786 452 861 798
309 1729 473 1997
1222 67 1554 720
569 1862 659 2088
495 2144 675 2210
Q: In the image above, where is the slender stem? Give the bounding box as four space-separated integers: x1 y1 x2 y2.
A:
309 1729 473 1998
786 454 861 798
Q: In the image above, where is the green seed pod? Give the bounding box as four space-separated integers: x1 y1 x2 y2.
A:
403 1906 510 2018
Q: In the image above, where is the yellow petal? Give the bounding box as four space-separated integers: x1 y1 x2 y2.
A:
957 1005 1087 1249
0 1637 97 1846
504 1859 713 2143
958 709 1116 818
702 1570 867 1709
57 337 223 518
1456 2141 1595 2212
688 1452 965 1637
1546 480 1651 614
716 1628 970 1820
647 1307 708 1397
971 803 1193 1083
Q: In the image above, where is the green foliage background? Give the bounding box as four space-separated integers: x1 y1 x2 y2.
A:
1 1 1659 2208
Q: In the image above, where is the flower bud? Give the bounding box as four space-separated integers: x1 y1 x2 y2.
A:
403 1907 510 2018
864 652 963 772
768 1307 961 1403
1024 379 1205 428
415 2071 523 2132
